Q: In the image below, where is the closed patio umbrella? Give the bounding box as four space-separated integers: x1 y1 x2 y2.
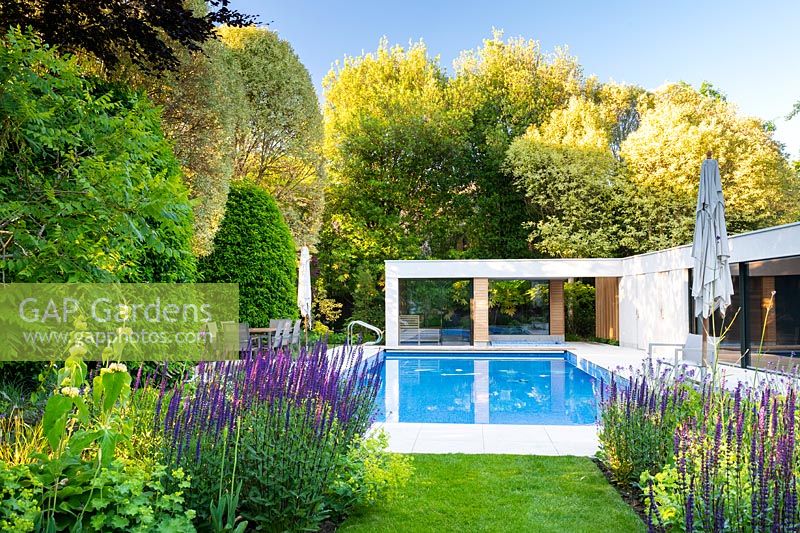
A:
298 246 312 328
691 152 734 364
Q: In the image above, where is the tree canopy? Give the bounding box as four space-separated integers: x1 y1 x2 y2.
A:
450 31 585 258
0 29 195 282
218 26 325 249
319 40 468 314
0 0 254 71
148 21 248 256
507 96 626 258
318 34 800 325
620 83 799 244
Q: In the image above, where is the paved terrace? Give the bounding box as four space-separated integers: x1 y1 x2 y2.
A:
357 342 800 456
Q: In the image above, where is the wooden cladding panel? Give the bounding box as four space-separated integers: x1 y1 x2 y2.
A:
550 280 565 336
595 277 620 341
473 278 489 343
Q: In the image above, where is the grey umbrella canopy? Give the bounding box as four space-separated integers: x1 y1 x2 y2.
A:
691 156 734 322
298 246 312 327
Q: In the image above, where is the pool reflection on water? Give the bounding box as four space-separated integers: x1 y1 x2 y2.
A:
375 356 598 425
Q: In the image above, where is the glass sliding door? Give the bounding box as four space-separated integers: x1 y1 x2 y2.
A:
688 265 742 366
398 279 472 345
488 280 550 342
691 257 800 371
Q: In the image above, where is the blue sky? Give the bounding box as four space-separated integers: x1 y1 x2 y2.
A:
230 0 800 158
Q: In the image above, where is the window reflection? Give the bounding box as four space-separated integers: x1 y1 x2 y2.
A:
398 279 472 345
748 256 800 372
690 256 800 371
489 280 550 340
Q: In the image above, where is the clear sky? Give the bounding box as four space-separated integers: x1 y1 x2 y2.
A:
230 0 800 159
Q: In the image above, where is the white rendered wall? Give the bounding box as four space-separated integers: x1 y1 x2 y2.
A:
618 270 689 350
384 271 400 346
618 222 800 350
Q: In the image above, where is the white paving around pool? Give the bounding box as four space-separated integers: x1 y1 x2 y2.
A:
376 422 598 456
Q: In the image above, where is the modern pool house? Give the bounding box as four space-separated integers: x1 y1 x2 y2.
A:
384 221 800 372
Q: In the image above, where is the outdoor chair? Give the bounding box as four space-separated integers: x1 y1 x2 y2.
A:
288 319 302 346
238 322 251 352
273 320 293 350
220 321 238 357
203 321 218 342
269 319 286 330
399 315 420 344
648 333 719 373
399 314 441 345
267 319 288 349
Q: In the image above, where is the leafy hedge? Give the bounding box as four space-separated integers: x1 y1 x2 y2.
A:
0 29 196 283
564 281 596 338
200 182 297 326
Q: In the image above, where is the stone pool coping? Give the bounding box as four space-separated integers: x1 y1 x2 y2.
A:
372 422 598 455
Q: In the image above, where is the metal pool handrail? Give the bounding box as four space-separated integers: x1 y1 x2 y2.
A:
346 320 383 346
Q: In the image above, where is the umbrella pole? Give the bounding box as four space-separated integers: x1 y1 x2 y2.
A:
702 316 709 367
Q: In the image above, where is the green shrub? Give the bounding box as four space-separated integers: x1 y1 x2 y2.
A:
351 267 385 329
307 325 348 346
166 345 382 532
325 430 413 522
0 461 41 532
598 368 697 484
200 182 297 326
0 29 196 283
564 281 595 338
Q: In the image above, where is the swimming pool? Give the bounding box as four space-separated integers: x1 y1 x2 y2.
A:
375 353 598 425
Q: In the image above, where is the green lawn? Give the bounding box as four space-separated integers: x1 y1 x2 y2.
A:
339 454 644 533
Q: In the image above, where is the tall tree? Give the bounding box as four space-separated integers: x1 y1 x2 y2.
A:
319 40 469 316
151 38 246 256
142 4 248 256
620 83 800 251
0 0 254 72
507 96 627 257
450 31 585 257
218 26 325 248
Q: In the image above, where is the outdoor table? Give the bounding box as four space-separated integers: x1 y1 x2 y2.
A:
249 327 276 349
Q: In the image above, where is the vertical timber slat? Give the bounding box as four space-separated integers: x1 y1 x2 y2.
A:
550 280 565 337
595 277 620 341
473 278 489 345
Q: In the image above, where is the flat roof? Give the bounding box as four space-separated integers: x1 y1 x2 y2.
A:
386 222 800 278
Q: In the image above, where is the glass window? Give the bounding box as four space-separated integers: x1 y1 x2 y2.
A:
688 266 742 366
488 280 550 339
747 256 800 372
398 279 472 345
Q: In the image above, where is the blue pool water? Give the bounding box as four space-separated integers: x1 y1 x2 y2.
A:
375 353 598 425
